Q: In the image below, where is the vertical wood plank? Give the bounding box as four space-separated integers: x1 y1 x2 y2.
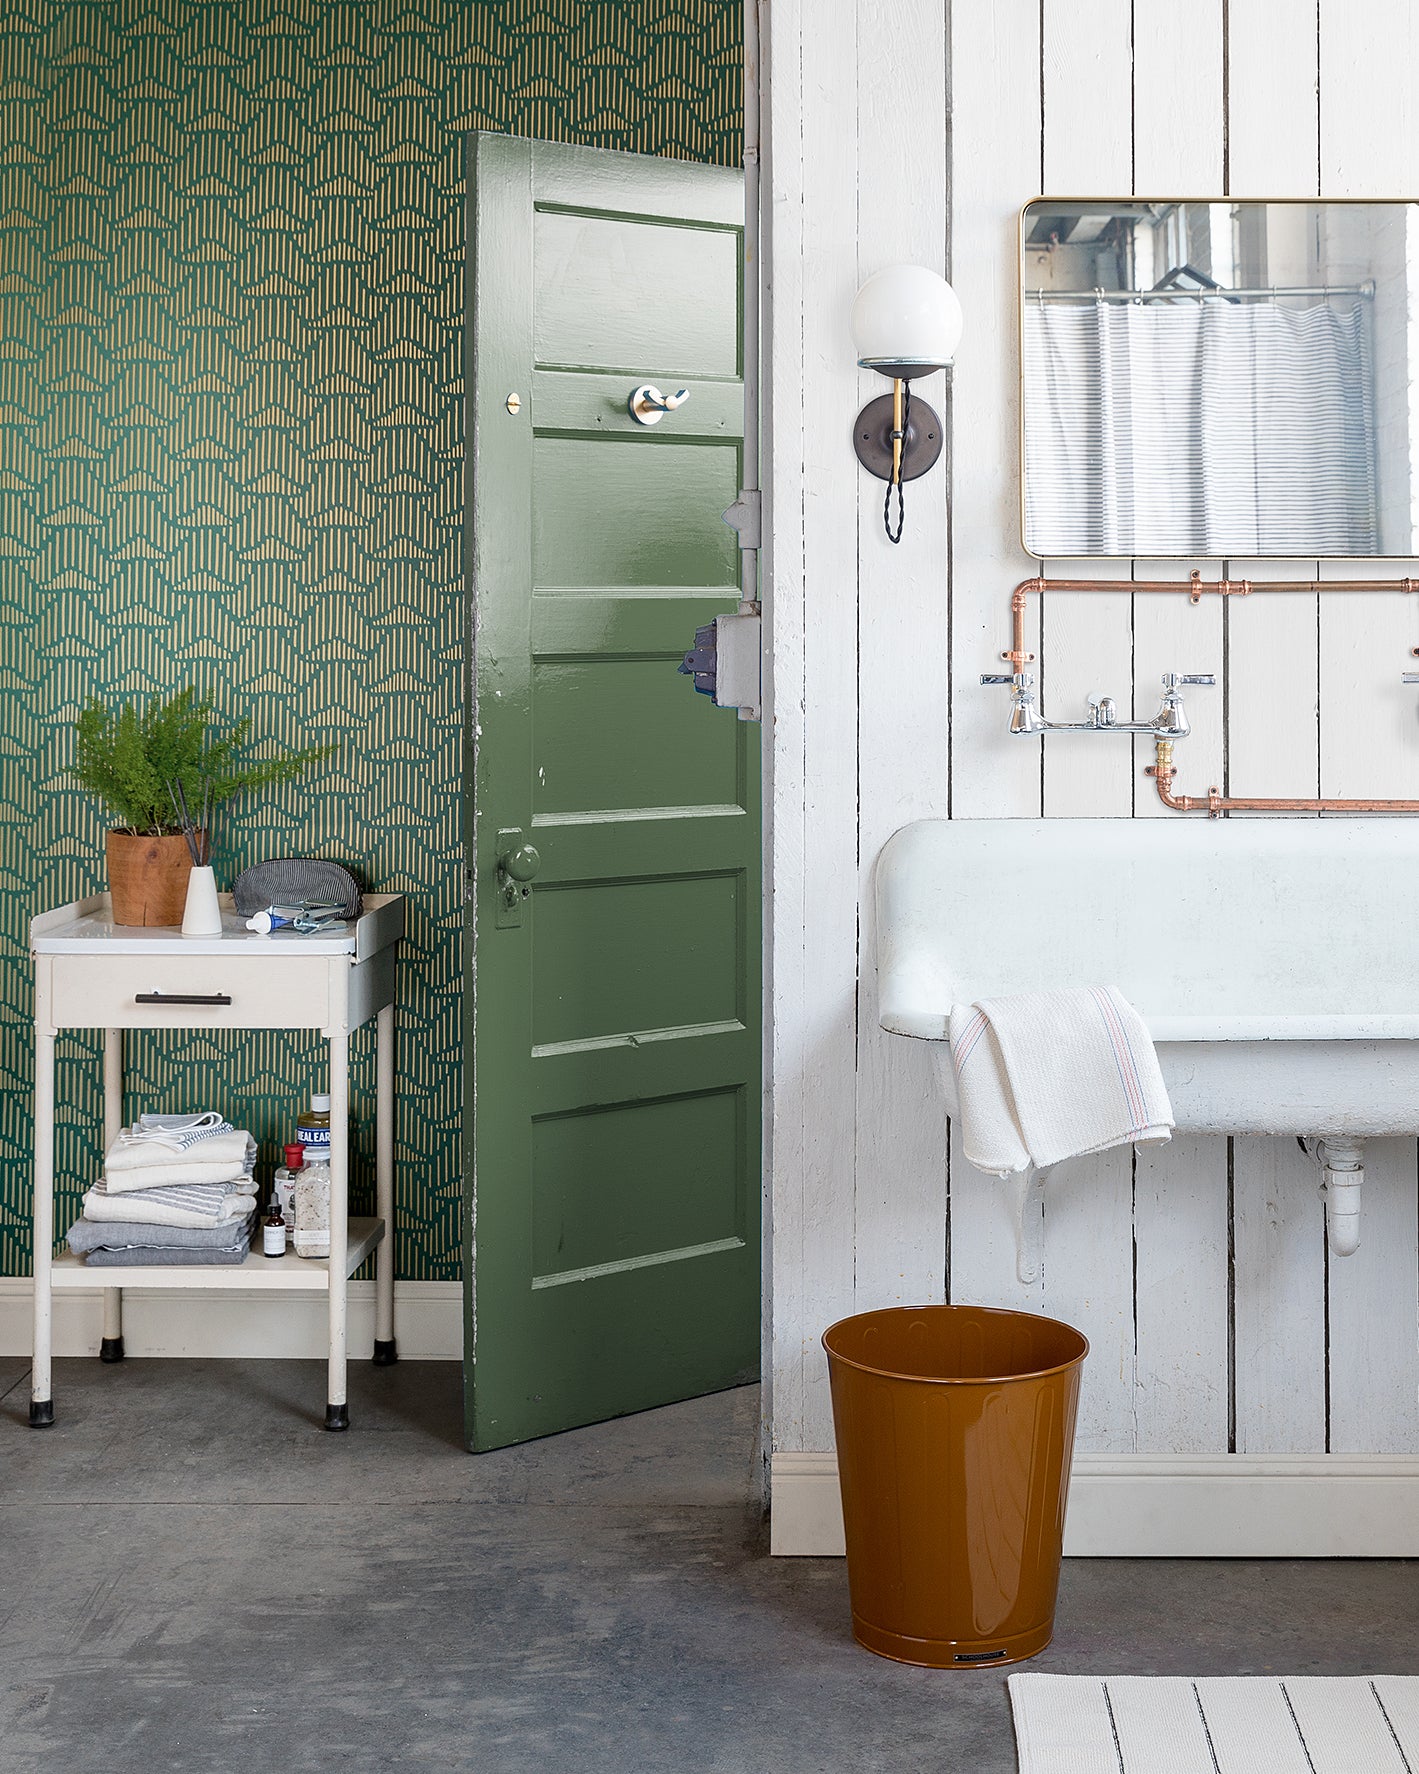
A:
764 0 809 1457
942 0 1044 1354
1318 0 1419 1460
1233 1136 1328 1452
1328 1138 1419 1453
766 0 863 1455
1226 0 1322 800
948 0 1043 819
1038 0 1135 819
852 0 951 1316
1035 0 1139 1426
1041 1147 1137 1453
1319 0 1419 797
1133 1135 1230 1451
1221 0 1330 1464
796 0 863 1455
1125 3 1234 1458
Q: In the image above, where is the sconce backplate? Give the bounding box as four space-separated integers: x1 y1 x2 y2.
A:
852 394 944 483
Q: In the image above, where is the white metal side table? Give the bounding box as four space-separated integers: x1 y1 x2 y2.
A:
28 892 405 1431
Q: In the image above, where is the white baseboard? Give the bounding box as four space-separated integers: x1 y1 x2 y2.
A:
0 1277 462 1361
770 1451 1419 1558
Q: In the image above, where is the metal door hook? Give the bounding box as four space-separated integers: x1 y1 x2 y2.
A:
627 384 690 426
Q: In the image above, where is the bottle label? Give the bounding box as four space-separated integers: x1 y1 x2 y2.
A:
263 1221 286 1257
297 1128 331 1153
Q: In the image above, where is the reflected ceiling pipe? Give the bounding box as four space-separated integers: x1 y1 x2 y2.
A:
850 265 962 544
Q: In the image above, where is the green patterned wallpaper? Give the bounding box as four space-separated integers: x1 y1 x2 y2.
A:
0 2 742 1279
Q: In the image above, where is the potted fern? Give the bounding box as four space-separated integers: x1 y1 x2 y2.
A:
72 690 329 927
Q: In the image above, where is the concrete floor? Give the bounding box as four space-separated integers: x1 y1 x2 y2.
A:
3 1362 1419 1772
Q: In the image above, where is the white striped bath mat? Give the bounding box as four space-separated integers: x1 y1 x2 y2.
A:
1010 1674 1419 1773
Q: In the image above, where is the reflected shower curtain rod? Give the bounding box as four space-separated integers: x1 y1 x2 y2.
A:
1031 281 1375 301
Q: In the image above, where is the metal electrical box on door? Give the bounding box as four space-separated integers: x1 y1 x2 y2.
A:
678 611 762 721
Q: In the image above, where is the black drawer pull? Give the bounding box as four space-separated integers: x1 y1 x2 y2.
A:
135 992 233 1007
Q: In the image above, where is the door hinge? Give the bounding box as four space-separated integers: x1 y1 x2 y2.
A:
721 489 761 550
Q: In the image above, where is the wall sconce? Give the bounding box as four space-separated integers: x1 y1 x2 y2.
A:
851 265 962 543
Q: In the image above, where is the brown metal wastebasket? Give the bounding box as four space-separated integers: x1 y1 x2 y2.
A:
822 1304 1088 1669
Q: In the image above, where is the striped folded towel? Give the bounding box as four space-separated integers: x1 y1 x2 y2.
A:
107 1124 255 1177
82 1175 257 1230
948 985 1173 1177
112 1111 233 1155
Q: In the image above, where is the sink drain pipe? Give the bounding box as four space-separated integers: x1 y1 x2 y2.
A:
1305 1137 1364 1257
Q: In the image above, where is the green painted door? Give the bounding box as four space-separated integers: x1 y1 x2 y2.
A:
464 134 759 1451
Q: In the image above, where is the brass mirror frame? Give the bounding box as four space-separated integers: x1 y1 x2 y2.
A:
1018 195 1416 561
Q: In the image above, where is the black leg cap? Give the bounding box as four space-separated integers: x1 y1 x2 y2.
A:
28 1399 54 1428
324 1402 350 1432
372 1338 398 1367
99 1336 125 1364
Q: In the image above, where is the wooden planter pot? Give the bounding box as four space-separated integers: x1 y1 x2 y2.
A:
106 831 193 928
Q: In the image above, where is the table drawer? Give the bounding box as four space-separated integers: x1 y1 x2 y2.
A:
48 953 338 1030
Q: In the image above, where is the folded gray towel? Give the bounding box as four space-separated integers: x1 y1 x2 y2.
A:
80 1241 252 1267
67 1213 257 1255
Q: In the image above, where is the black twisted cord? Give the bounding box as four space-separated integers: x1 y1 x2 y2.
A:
883 379 911 544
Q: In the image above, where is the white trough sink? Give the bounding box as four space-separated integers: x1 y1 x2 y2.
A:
876 817 1419 1269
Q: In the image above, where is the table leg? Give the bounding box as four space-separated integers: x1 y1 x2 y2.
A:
31 1030 56 1426
373 1002 396 1366
325 1031 350 1430
100 1029 124 1363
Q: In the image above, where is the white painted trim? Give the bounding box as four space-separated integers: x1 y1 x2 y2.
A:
0 1279 461 1362
770 1451 1419 1558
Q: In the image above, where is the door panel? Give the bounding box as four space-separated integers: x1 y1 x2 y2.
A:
530 873 741 1046
532 438 740 586
531 1087 746 1282
532 659 741 813
533 210 741 375
467 133 758 1451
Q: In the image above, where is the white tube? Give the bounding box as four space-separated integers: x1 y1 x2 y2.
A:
1325 1169 1363 1258
1316 1137 1364 1258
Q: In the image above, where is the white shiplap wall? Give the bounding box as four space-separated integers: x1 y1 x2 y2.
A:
764 0 1419 1537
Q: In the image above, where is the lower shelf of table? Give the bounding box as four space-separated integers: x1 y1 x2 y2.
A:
48 1218 385 1290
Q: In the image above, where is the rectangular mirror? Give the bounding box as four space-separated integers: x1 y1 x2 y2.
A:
1021 198 1416 557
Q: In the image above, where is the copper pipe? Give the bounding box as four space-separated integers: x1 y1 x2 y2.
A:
1003 569 1419 669
1146 740 1419 818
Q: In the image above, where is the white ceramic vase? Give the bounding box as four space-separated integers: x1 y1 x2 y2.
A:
181 865 223 937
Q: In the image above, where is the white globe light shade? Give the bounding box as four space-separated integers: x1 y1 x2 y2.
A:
851 264 963 377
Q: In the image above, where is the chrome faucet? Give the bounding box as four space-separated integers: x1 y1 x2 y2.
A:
980 670 1214 737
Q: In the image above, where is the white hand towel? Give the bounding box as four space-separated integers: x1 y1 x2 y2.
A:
948 985 1173 1177
101 1156 256 1196
106 1130 255 1176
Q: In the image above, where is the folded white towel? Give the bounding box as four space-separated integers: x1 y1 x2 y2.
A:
113 1111 233 1154
948 985 1174 1177
101 1154 256 1196
82 1176 258 1229
107 1126 254 1174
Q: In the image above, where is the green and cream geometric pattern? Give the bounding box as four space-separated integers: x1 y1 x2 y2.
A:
0 1 741 1279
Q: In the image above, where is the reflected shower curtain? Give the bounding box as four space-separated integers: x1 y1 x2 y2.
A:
1022 296 1378 556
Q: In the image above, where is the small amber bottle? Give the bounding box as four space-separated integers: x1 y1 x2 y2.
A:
262 1197 287 1258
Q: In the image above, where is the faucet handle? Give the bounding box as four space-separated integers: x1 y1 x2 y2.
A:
981 672 1034 688
1164 672 1215 689
1403 673 1419 684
